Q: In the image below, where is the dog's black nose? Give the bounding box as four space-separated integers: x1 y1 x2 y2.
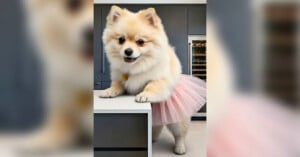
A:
124 48 133 56
84 27 93 44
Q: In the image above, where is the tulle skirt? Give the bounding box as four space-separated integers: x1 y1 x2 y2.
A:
151 74 206 126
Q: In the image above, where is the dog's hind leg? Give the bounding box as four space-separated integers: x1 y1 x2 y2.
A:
166 119 190 155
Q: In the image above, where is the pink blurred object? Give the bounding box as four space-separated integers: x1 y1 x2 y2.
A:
207 95 300 157
151 74 206 126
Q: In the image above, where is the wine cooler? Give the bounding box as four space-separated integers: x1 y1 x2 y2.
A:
188 35 207 120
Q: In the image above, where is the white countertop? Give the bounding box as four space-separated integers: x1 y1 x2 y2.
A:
94 90 151 113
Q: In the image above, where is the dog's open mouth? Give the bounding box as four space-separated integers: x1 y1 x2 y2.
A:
124 57 138 63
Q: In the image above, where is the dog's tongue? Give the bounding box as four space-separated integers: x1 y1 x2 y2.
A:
124 57 136 63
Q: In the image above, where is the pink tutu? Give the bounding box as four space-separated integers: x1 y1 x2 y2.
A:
151 74 206 126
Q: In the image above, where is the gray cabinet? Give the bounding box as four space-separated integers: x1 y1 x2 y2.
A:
155 5 189 75
100 6 113 82
94 114 148 157
94 5 113 88
94 114 148 148
95 151 147 157
188 5 206 35
94 94 152 157
94 5 206 90
94 5 102 89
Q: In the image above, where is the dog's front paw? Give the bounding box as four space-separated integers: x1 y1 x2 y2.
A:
98 88 121 98
174 145 186 155
135 92 155 103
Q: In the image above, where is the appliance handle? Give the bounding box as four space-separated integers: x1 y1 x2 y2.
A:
188 42 191 75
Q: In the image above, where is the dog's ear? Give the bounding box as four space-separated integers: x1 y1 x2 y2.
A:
139 8 160 28
107 5 123 24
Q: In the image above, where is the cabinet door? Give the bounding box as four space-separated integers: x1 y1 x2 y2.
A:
188 5 207 35
94 114 148 148
94 5 115 89
94 151 147 157
94 5 102 89
154 5 189 74
99 6 113 83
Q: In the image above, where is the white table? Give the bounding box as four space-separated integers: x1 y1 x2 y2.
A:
94 90 152 157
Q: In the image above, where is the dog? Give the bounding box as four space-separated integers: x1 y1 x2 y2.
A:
23 0 93 152
99 5 189 154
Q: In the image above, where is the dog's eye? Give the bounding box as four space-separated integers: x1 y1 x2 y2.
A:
118 37 126 44
136 39 144 46
66 0 83 13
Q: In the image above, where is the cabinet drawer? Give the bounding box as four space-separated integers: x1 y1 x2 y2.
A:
94 114 148 148
94 151 147 157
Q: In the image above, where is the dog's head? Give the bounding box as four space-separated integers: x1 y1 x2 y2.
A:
25 0 94 63
102 6 169 72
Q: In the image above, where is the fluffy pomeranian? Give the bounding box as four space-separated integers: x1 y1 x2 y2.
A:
23 0 93 152
100 5 192 154
100 6 181 102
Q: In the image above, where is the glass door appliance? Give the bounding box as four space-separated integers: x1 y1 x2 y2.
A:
188 35 207 120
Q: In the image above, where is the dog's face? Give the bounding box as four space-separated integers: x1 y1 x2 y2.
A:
26 0 94 63
103 6 169 71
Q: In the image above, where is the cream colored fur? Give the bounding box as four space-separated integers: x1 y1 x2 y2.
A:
100 6 181 102
99 5 189 154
